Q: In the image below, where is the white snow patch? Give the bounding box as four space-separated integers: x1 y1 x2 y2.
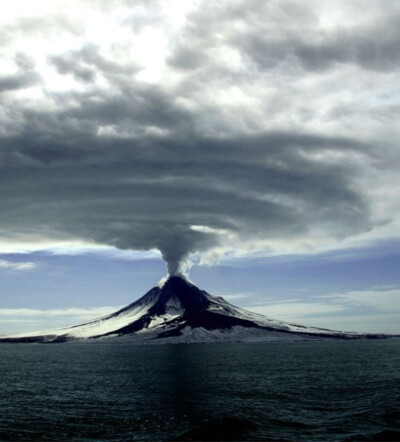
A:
3 289 161 339
1 285 368 342
205 294 362 337
165 296 183 313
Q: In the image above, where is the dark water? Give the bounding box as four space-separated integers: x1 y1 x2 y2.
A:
0 340 399 441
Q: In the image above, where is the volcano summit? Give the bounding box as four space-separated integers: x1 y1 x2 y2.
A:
0 277 388 343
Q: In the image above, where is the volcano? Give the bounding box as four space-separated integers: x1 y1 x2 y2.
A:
0 276 388 343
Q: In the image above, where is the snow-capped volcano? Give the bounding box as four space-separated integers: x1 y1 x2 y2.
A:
0 276 389 343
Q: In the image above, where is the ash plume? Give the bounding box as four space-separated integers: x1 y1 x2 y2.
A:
0 0 399 270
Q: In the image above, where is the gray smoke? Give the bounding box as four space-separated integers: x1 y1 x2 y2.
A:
0 0 399 275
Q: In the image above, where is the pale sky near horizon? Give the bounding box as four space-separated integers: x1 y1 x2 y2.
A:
0 0 399 335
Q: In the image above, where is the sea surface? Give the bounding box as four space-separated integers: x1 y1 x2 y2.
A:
0 340 399 441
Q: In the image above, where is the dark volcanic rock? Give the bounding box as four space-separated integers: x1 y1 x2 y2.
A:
0 276 395 343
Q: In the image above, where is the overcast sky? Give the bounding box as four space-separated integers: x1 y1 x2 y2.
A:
0 0 399 334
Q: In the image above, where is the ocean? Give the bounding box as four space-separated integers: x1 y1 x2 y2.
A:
0 340 399 441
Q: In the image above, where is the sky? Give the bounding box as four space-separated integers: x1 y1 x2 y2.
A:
0 0 399 335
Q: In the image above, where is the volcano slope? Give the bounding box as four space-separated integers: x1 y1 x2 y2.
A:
0 277 390 343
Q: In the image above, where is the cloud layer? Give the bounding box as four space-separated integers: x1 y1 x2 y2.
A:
247 286 400 333
1 0 399 273
0 259 36 270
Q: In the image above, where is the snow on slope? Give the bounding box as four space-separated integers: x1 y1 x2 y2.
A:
0 276 388 343
204 293 361 336
0 287 161 340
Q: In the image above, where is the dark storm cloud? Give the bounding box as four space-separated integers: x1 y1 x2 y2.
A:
174 1 400 73
0 71 38 93
0 0 398 273
239 16 400 73
49 44 140 83
0 100 374 270
0 54 39 93
168 46 208 71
